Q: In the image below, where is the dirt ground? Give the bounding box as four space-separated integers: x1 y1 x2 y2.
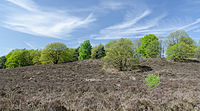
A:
0 58 200 111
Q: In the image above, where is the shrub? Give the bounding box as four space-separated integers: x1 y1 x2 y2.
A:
145 74 160 88
78 40 92 60
103 38 139 71
91 44 106 59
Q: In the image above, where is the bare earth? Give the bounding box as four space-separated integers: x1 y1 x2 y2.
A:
0 58 200 111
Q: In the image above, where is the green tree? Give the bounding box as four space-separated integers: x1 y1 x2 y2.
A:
78 40 92 60
72 47 80 61
68 48 74 62
138 34 159 58
0 56 7 69
179 36 196 48
29 49 42 65
145 40 161 58
103 38 139 71
166 42 195 61
40 42 71 64
91 44 106 59
105 40 118 50
194 46 200 59
133 38 142 58
5 49 32 68
165 30 189 47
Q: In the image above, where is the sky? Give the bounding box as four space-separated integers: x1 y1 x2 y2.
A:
0 0 200 56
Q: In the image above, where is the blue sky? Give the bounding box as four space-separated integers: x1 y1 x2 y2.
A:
0 0 200 56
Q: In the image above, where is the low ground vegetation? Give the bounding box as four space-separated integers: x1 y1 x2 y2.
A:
0 58 200 110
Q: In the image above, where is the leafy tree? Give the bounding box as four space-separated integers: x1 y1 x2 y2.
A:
138 34 159 58
145 40 161 58
103 38 139 71
105 40 118 50
158 39 165 58
179 36 196 48
166 42 195 61
78 40 92 60
194 46 200 59
40 42 71 64
72 47 80 61
165 30 189 47
29 49 42 65
0 56 7 69
68 48 74 62
91 44 106 59
133 38 142 58
5 49 32 68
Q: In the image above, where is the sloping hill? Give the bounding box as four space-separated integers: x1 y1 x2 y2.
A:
0 59 200 110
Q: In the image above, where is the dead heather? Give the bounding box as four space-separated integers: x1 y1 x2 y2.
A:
0 58 200 110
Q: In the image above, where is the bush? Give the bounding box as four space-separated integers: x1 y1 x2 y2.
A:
103 38 139 71
78 40 92 60
91 44 106 59
166 42 195 61
145 74 160 88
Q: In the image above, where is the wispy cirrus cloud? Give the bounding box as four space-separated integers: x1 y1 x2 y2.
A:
106 10 151 30
93 9 167 40
2 0 96 39
7 0 38 11
24 41 34 49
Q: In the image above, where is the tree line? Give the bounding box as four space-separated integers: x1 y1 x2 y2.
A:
0 30 200 71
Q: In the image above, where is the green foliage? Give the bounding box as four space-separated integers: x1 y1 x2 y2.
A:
105 40 118 50
166 42 195 61
103 38 139 71
138 34 159 58
40 42 71 64
91 44 106 59
29 49 42 65
145 40 161 58
78 40 92 60
5 49 32 68
145 74 160 88
72 47 80 61
133 38 142 58
165 30 189 47
179 36 197 48
0 56 7 69
194 46 200 58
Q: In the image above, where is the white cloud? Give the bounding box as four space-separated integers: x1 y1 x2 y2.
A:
6 0 38 11
24 41 34 49
178 18 200 30
93 10 167 40
3 0 96 39
100 0 125 10
106 10 151 30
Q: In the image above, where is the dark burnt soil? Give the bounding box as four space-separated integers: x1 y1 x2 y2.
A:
0 58 200 111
